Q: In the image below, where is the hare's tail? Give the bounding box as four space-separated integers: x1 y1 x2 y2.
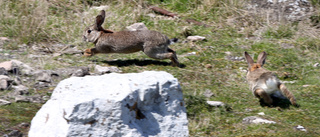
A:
169 38 178 45
279 84 297 106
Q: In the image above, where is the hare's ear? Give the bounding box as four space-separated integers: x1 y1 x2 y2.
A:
94 10 106 30
244 51 254 68
257 51 267 66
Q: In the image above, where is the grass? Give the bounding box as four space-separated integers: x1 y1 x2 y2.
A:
1 0 320 136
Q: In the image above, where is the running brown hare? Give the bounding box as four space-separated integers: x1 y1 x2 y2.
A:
244 51 298 107
83 10 179 67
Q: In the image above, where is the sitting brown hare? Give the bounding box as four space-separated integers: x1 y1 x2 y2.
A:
83 10 179 67
244 51 298 107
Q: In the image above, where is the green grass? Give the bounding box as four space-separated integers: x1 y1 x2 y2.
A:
1 0 320 136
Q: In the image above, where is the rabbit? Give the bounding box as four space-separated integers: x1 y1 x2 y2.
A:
83 10 179 67
244 51 297 107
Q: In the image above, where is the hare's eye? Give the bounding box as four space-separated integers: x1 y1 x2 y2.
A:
87 30 91 33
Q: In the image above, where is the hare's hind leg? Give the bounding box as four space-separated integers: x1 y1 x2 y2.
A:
254 88 273 105
143 44 179 67
279 84 297 106
167 48 179 66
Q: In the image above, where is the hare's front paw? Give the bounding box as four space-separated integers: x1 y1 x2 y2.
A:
84 48 93 57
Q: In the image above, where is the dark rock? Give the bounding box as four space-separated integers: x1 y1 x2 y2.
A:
13 77 22 85
5 129 23 137
72 67 90 77
18 123 30 129
34 82 51 89
12 85 29 95
0 67 8 75
34 70 51 83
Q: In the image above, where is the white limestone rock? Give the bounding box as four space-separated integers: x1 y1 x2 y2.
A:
29 71 188 137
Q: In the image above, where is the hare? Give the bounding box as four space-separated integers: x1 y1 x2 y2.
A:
83 10 179 66
244 51 297 107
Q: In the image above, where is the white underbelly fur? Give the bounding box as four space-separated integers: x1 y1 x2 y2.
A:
258 78 279 94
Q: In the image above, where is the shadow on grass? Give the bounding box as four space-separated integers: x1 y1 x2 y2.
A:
259 95 299 109
98 59 186 68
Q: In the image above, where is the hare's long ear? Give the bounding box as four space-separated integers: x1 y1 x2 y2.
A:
257 51 267 66
94 10 106 30
244 51 254 68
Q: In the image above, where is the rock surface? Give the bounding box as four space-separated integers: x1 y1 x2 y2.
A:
94 65 121 74
187 36 206 42
126 22 148 31
0 75 11 90
206 101 225 107
0 99 11 106
29 71 188 137
243 116 276 124
249 0 313 22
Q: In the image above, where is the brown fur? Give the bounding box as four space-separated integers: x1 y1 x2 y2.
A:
83 10 179 66
244 51 298 107
249 64 262 72
279 84 297 106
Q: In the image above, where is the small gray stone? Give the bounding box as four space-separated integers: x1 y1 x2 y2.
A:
0 67 8 75
12 85 29 95
15 95 30 103
0 79 8 90
29 95 45 103
34 71 51 83
207 101 225 107
0 99 11 106
187 36 206 42
18 122 30 128
126 23 148 31
294 125 307 132
13 77 22 85
6 130 23 137
34 81 50 89
0 75 11 90
72 67 90 77
243 116 276 124
95 65 120 74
